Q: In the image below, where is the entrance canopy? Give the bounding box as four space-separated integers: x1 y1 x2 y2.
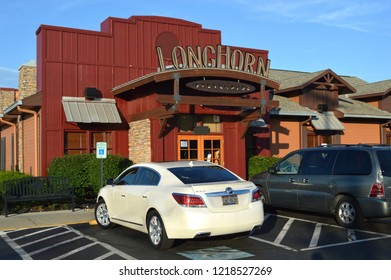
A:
62 96 122 123
311 111 345 131
113 68 279 96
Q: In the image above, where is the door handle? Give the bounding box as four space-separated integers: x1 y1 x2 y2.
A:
302 178 309 183
121 194 126 197
289 178 296 183
142 195 148 199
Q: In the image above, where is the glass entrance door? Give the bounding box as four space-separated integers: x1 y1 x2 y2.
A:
178 135 224 165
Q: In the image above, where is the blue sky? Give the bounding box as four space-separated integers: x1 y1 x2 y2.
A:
1 0 390 88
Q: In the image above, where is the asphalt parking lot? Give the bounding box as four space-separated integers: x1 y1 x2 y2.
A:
2 209 391 260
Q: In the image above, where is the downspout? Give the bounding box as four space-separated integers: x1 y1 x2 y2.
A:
0 118 18 171
17 106 38 176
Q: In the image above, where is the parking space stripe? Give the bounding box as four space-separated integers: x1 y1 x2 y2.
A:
249 235 298 251
274 218 294 244
11 226 63 241
309 223 322 248
0 231 32 260
20 230 71 247
1 225 137 260
53 242 98 259
29 236 84 256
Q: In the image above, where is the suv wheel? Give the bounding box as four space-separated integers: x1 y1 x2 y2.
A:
335 196 362 228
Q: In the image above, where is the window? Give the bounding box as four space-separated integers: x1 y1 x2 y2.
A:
115 167 160 186
91 132 112 155
65 132 87 155
135 168 160 185
168 166 239 184
300 150 337 175
64 131 112 155
276 152 303 174
116 167 139 185
333 151 372 175
376 151 391 177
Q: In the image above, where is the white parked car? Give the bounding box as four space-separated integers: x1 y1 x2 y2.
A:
95 160 264 249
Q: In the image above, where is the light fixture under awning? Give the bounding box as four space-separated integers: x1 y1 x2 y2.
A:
62 97 122 123
311 111 344 131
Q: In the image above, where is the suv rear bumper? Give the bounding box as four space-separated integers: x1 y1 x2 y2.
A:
358 198 391 218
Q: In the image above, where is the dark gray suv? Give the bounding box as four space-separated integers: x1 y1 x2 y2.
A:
251 144 391 228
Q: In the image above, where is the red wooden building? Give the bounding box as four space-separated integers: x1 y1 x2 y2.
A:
35 15 279 178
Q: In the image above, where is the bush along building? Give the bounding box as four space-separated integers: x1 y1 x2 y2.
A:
1 15 391 179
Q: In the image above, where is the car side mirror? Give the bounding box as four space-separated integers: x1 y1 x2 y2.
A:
268 166 277 174
106 178 114 185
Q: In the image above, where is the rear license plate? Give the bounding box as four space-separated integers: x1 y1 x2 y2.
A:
222 195 238 205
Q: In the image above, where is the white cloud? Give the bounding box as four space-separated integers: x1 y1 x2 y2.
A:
234 0 390 32
0 66 18 88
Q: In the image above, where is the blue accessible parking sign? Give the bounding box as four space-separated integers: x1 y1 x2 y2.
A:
96 142 107 159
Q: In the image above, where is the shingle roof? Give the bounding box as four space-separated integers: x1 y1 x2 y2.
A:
349 79 391 97
337 96 391 119
268 69 391 120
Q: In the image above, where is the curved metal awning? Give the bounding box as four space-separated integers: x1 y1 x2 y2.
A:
112 68 280 96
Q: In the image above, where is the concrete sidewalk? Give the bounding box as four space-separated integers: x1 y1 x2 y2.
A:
0 208 96 231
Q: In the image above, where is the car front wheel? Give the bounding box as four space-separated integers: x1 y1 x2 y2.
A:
147 210 175 249
335 196 362 228
95 199 113 229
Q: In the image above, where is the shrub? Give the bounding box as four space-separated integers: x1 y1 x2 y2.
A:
0 170 31 197
248 155 281 180
48 154 133 203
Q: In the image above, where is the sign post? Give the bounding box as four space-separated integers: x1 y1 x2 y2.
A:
96 142 107 188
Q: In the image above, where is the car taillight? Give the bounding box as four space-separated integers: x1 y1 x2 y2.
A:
172 193 206 207
252 189 262 202
369 182 384 198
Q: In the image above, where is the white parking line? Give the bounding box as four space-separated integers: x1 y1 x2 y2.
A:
251 213 391 252
1 225 137 260
274 218 294 244
309 223 322 248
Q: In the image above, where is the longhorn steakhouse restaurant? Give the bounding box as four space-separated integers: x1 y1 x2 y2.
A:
2 15 391 179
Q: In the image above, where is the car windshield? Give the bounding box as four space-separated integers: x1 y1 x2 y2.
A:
376 150 391 177
168 166 240 184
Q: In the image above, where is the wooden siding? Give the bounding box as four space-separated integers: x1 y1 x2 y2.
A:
1 125 14 171
270 118 302 157
340 122 381 144
23 115 35 175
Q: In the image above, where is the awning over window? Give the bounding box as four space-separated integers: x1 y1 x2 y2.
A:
62 97 122 123
311 111 344 131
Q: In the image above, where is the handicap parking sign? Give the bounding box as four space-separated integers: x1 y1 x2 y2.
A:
96 142 107 159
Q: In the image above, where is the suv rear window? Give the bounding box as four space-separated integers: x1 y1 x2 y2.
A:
168 166 239 184
333 150 372 175
376 150 391 177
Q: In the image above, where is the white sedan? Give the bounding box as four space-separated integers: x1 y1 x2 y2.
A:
95 160 264 249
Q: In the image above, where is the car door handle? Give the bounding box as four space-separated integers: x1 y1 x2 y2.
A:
302 178 309 183
289 178 296 183
142 195 148 199
121 194 126 197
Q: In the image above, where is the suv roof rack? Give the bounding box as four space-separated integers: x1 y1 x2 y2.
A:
318 143 390 148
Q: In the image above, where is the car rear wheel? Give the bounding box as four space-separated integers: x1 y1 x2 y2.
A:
335 196 362 228
147 210 174 249
95 199 113 229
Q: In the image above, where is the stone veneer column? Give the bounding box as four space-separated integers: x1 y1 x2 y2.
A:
128 119 152 163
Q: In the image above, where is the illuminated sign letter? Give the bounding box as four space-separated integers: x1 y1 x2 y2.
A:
217 45 231 69
231 49 244 71
172 46 187 69
244 52 256 73
256 57 271 77
156 46 166 71
187 46 202 68
203 45 216 68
